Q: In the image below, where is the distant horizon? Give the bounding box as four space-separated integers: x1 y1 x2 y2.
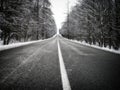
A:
50 0 78 31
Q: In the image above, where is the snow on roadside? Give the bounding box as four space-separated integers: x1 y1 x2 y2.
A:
70 39 120 54
0 34 58 51
0 40 42 51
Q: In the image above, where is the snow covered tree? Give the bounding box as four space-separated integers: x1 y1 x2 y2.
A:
0 0 56 45
60 0 120 49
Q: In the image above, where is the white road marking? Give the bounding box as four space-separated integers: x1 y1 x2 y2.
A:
57 39 71 90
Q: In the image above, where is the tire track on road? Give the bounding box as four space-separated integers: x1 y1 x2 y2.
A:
0 41 50 84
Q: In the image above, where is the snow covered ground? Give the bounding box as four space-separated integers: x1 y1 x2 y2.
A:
0 34 57 51
0 34 120 55
70 39 120 55
0 40 42 51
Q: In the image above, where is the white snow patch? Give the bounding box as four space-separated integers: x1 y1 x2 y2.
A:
0 40 42 51
0 34 57 51
70 39 120 54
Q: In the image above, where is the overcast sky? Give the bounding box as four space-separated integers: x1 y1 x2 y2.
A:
50 0 77 30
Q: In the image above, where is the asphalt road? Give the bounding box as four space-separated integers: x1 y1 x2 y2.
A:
0 35 120 90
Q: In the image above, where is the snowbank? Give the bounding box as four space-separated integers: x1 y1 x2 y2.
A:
0 40 42 51
0 34 57 51
70 39 120 55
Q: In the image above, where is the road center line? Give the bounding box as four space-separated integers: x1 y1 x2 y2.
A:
57 39 71 90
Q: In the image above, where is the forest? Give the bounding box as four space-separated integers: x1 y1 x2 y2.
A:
0 0 56 45
60 0 120 50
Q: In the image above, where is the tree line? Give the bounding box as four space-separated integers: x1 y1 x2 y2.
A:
60 0 120 50
0 0 56 45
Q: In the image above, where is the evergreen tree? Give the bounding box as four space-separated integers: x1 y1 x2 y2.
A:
0 0 56 45
60 0 120 49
